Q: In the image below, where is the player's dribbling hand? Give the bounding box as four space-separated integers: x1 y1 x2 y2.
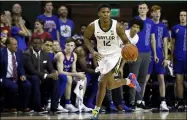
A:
93 51 103 62
154 55 159 63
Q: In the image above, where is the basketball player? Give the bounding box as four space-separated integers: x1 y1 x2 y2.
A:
74 39 99 109
83 4 141 118
146 5 169 111
55 38 92 112
171 10 187 111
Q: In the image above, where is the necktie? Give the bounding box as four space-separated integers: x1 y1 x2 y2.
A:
37 52 40 72
12 53 17 81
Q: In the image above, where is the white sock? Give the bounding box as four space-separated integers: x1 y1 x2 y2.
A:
137 100 142 104
125 78 130 85
94 106 100 111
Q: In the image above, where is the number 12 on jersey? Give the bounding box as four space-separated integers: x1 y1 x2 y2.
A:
103 40 111 46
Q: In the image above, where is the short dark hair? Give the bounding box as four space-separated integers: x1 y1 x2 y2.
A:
180 9 187 14
129 18 144 31
98 4 111 12
43 1 53 7
31 37 42 43
66 37 75 44
138 1 148 6
35 19 45 27
44 38 53 43
5 37 15 46
80 24 87 28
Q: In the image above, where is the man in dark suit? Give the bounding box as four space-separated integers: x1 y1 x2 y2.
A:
23 37 61 113
0 37 31 113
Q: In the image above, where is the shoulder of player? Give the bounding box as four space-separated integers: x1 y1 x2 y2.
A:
73 52 77 58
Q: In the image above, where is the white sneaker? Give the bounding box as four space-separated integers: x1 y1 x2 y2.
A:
160 101 169 111
65 104 78 112
81 104 93 112
57 104 69 112
46 103 51 111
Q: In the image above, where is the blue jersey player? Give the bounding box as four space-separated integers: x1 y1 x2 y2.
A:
146 5 169 111
171 10 187 111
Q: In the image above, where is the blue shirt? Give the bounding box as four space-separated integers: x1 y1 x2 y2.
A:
63 51 74 72
135 16 155 53
37 14 59 40
171 24 187 60
58 19 74 49
11 26 27 51
153 22 169 59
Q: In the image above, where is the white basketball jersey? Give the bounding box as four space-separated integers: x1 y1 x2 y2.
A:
94 19 121 55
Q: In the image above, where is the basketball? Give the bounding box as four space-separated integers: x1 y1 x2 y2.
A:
121 44 138 61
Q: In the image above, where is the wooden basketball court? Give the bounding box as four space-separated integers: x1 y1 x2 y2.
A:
1 111 186 119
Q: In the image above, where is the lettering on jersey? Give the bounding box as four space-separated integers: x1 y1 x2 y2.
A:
44 20 57 29
183 28 187 51
145 23 151 46
157 26 164 48
96 36 115 40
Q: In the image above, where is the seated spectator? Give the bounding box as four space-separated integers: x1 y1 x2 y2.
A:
74 39 99 109
23 37 62 114
43 39 68 112
73 24 86 40
32 20 52 43
58 38 92 112
0 37 31 113
11 15 30 51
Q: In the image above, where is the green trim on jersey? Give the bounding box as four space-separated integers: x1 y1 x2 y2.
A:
98 19 113 32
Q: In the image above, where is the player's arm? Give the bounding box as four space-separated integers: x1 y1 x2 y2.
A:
75 47 96 74
71 53 77 73
170 38 175 62
83 23 96 54
116 22 130 44
151 33 157 58
56 52 79 77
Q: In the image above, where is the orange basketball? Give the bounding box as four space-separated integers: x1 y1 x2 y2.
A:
121 44 138 61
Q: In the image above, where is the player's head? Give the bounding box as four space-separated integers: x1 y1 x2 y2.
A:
129 18 144 34
75 38 84 47
98 4 111 22
151 5 161 21
6 37 18 52
80 24 87 34
138 2 149 16
120 20 129 30
65 38 75 53
44 1 53 13
53 41 61 52
12 3 22 15
0 11 6 24
43 38 53 53
58 5 68 17
161 18 169 28
179 10 187 24
34 19 45 31
31 37 42 52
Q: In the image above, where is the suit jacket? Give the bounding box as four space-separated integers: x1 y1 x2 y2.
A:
23 48 54 80
0 48 25 79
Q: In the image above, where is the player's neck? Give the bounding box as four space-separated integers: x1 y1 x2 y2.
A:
180 22 187 26
152 19 160 24
129 29 136 38
139 15 147 20
37 29 44 34
100 19 110 25
44 12 52 17
64 50 71 56
60 17 67 22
